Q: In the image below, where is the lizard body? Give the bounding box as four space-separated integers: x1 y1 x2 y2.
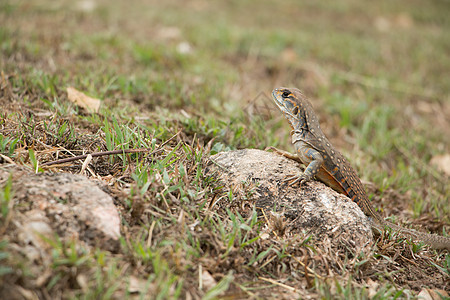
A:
269 87 450 250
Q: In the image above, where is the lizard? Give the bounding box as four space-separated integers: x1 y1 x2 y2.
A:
267 87 450 250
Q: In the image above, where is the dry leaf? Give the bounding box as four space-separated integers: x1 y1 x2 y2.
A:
366 279 379 298
67 87 101 113
128 276 153 294
281 47 297 63
76 274 89 292
201 270 217 291
395 13 413 29
430 154 450 177
417 288 448 300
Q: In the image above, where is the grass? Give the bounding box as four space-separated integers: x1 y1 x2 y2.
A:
0 0 449 298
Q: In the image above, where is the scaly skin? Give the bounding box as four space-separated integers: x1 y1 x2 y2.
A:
269 87 450 250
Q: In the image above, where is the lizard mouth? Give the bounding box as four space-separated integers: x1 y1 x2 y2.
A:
271 88 285 108
271 87 300 127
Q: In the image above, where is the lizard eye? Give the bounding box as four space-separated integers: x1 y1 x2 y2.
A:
292 106 298 115
282 91 290 98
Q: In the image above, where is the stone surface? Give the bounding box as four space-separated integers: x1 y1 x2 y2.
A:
0 164 121 252
207 149 373 250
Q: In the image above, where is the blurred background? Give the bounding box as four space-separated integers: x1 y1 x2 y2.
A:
2 0 449 206
2 0 449 128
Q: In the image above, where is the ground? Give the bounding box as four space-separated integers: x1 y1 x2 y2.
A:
0 0 449 298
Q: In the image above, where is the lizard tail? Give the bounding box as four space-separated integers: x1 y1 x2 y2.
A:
371 218 450 250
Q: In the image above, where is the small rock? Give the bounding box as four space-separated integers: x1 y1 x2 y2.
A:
1 165 121 252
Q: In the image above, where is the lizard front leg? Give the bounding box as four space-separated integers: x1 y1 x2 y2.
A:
265 146 303 164
285 147 324 186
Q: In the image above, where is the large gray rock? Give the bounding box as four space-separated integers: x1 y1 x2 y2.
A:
207 149 373 250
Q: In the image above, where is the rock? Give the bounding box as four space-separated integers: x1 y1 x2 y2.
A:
0 164 121 252
207 149 373 250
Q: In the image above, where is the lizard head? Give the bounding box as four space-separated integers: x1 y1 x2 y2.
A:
272 87 304 130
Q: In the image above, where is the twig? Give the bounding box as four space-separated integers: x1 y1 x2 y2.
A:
41 130 181 167
208 157 228 171
146 220 156 248
291 255 324 280
259 277 297 292
0 154 14 164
